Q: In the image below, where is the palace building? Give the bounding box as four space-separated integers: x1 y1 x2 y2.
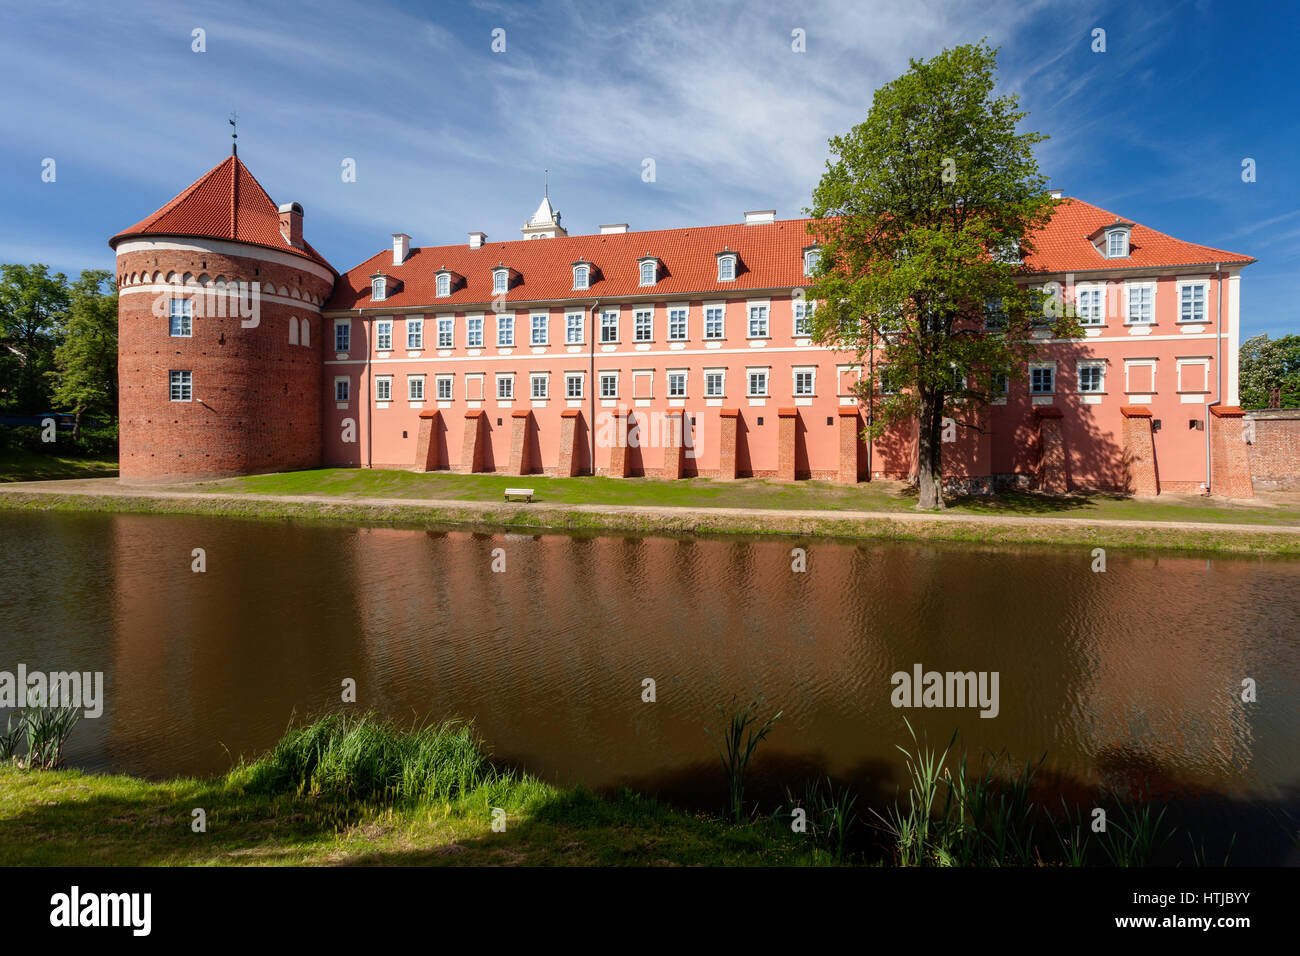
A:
110 152 1257 495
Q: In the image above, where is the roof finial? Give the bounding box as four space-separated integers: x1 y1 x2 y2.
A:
544 168 548 199
229 111 238 156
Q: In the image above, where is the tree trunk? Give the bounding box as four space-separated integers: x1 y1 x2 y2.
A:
72 407 82 443
915 390 945 510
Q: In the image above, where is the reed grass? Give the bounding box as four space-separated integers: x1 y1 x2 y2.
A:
707 698 782 823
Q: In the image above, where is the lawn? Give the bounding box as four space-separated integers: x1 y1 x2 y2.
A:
0 448 119 482
194 467 1300 528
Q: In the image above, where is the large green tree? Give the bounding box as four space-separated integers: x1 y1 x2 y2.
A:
1240 333 1300 409
0 264 69 414
805 41 1079 509
50 270 118 438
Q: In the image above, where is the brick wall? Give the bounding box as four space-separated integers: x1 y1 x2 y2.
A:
1246 409 1300 489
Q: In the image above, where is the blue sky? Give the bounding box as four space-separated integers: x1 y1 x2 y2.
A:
0 0 1296 337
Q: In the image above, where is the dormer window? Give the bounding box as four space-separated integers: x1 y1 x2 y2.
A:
803 247 820 277
716 250 738 282
573 261 590 290
994 240 1022 264
493 268 509 294
371 276 387 301
1105 227 1130 259
436 273 450 297
638 255 660 286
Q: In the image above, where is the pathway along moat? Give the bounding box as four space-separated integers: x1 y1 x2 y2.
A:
2 510 1297 862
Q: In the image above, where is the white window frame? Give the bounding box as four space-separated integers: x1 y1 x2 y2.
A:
1124 359 1158 394
497 313 515 347
747 301 770 338
1077 360 1106 393
407 375 425 402
717 254 736 282
565 372 585 399
600 309 619 343
983 297 1007 330
1125 281 1156 325
704 303 725 340
168 369 192 402
573 264 589 290
436 273 451 298
1177 357 1211 394
1177 279 1209 323
436 374 454 400
466 315 484 348
375 319 393 351
793 298 813 336
565 312 585 344
1029 362 1055 394
169 298 193 337
599 371 619 399
667 305 688 341
334 377 350 402
639 260 657 286
333 319 350 352
793 367 816 396
704 368 725 397
406 316 424 349
1105 228 1130 259
372 276 386 301
530 372 549 400
375 376 392 402
803 247 819 277
633 307 653 342
530 312 549 346
492 269 509 294
667 369 687 398
747 367 769 397
496 373 515 400
1075 283 1105 326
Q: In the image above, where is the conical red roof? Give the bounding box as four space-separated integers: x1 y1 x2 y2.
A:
109 155 335 274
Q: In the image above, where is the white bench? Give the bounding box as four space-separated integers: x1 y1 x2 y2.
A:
503 487 535 502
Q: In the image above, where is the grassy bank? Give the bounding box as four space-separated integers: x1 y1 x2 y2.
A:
0 448 118 482
1 486 1298 555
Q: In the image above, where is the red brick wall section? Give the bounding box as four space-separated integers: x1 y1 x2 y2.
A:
558 409 581 477
1034 407 1069 494
413 409 440 472
1246 411 1300 488
718 409 740 480
1210 405 1254 498
838 408 861 483
115 245 331 481
662 411 686 480
777 408 798 481
1120 406 1159 496
508 409 533 476
607 411 630 478
460 410 485 473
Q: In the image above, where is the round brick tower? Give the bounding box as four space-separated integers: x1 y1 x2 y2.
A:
109 151 337 481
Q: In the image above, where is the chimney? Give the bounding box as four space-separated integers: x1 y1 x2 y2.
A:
743 209 776 225
599 223 629 234
468 231 487 249
1049 189 1063 199
392 233 411 265
278 202 304 248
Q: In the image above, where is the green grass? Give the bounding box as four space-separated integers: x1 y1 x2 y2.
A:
0 448 119 482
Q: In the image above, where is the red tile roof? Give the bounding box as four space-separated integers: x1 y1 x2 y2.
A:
325 197 1252 312
109 155 336 274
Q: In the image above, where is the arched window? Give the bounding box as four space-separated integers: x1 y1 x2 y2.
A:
288 316 299 345
300 318 310 347
717 255 736 282
372 276 387 301
639 260 656 285
493 269 509 294
573 264 589 290
436 273 450 297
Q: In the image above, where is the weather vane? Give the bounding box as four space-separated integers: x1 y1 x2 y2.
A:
229 111 238 155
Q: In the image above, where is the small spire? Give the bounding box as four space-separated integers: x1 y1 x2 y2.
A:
229 111 238 156
544 168 548 199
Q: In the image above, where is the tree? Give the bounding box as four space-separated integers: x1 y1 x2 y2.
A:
805 41 1080 509
0 264 69 414
1240 333 1300 409
50 270 118 439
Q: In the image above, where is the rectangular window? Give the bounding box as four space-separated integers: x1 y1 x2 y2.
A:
408 375 425 401
407 317 424 349
994 372 1009 395
748 305 769 338
566 312 584 344
530 374 548 399
531 313 548 345
794 369 815 396
1180 283 1207 323
668 371 686 397
1077 287 1104 325
1127 284 1154 324
704 306 724 339
169 298 193 337
437 317 454 348
879 367 898 395
600 372 618 398
794 300 812 336
376 377 392 402
497 375 514 400
1078 363 1105 393
566 373 584 399
747 369 768 396
375 320 392 351
334 321 350 352
168 370 192 402
601 310 618 343
466 316 483 348
705 371 724 397
983 297 1007 330
334 378 350 402
436 375 453 400
634 309 653 342
668 307 687 340
497 314 514 347
1030 365 1055 394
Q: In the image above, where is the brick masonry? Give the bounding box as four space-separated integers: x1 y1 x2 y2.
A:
1209 405 1254 498
413 408 441 472
837 408 861 483
557 409 582 477
460 410 486 473
1120 406 1159 496
718 408 740 480
1245 409 1300 489
1034 407 1069 495
508 409 533 476
777 407 798 481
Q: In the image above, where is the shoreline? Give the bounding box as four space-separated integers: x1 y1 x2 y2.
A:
2 483 1299 554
